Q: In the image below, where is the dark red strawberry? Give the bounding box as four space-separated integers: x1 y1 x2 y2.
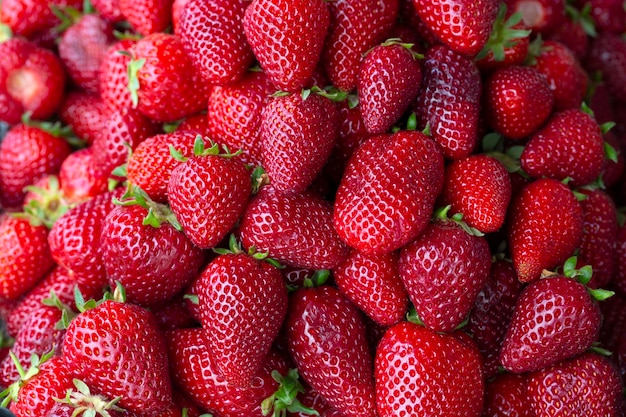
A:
240 189 348 269
287 285 376 417
483 372 533 417
179 0 253 86
577 0 626 34
527 352 624 416
334 130 444 255
504 0 565 35
333 250 408 326
323 0 399 92
613 224 626 296
98 39 137 112
586 33 626 104
167 137 252 249
118 0 173 35
375 321 484 417
0 0 82 39
546 7 592 61
59 91 108 146
484 65 554 140
414 45 482 159
506 178 584 282
412 0 499 56
357 40 422 134
0 37 66 125
207 70 275 167
261 91 339 193
243 0 330 92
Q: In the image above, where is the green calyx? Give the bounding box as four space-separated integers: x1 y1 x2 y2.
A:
380 38 424 60
0 349 56 407
21 112 75 140
0 23 13 43
475 3 531 62
301 270 330 290
126 55 145 108
73 281 127 316
433 205 485 237
251 165 270 194
55 379 125 417
13 175 71 229
261 369 319 417
114 182 182 231
42 289 79 330
170 136 242 163
560 256 614 301
213 234 283 268
565 2 597 37
302 86 356 106
50 4 84 34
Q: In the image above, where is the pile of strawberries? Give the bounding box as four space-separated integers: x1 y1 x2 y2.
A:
1 0 626 415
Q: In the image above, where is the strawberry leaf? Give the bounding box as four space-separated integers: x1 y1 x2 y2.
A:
127 57 146 108
261 369 319 417
588 288 614 301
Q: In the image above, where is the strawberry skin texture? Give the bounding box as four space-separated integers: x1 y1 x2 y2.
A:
506 178 584 283
167 152 252 250
375 321 484 417
179 0 253 86
586 33 626 105
189 253 287 388
287 285 377 417
499 276 602 373
63 300 173 415
99 39 136 112
239 188 349 270
483 372 533 417
261 93 339 193
59 91 108 146
334 131 444 255
243 0 330 92
59 147 110 203
414 45 482 159
412 0 499 56
527 352 624 416
118 0 173 35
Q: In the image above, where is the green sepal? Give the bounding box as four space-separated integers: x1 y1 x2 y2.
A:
113 183 182 231
212 234 283 268
183 294 199 305
302 270 330 289
17 175 71 229
83 0 95 14
251 165 270 194
421 122 431 136
565 3 597 37
562 256 593 285
406 113 417 131
589 343 612 356
476 3 531 62
305 86 350 103
0 23 13 42
261 369 319 417
482 132 504 153
55 378 125 417
42 290 78 330
581 101 595 117
406 305 424 326
169 144 188 162
127 57 146 108
433 205 484 237
163 119 183 133
191 135 242 158
113 30 142 41
50 4 83 33
588 288 615 301
21 112 75 139
0 349 56 407
601 121 616 135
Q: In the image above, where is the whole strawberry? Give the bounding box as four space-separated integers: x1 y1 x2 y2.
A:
243 0 330 92
59 91 108 146
334 130 444 255
167 137 252 249
375 321 484 417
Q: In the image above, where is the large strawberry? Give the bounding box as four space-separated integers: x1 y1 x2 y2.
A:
243 0 330 92
334 130 444 255
287 285 377 417
375 321 484 417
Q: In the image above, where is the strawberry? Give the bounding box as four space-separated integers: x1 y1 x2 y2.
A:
440 154 512 233
59 91 108 146
412 0 499 56
118 0 173 35
57 14 115 94
240 188 349 270
0 37 66 125
62 296 174 415
0 215 55 300
207 70 275 167
375 321 484 417
91 0 124 23
243 0 330 93
577 0 626 34
483 373 533 417
614 224 626 296
414 45 482 159
187 242 287 388
546 8 592 61
0 0 82 39
167 137 252 249
527 352 624 416
166 328 289 416
322 0 399 92
58 148 110 204
333 250 408 326
261 90 339 193
286 285 377 417
483 65 554 140
357 40 422 134
98 39 137 113
520 109 606 187
175 113 210 135
334 130 444 255
504 0 565 35
586 33 626 104
506 178 584 282
179 0 253 86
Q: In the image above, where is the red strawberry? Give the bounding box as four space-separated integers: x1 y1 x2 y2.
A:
63 298 174 415
334 130 444 255
322 0 399 92
0 215 55 300
243 0 330 92
375 321 484 417
613 224 626 296
118 0 173 35
506 178 584 282
484 65 554 140
167 137 252 249
261 91 339 193
414 45 482 159
0 0 82 39
0 37 66 125
59 91 108 146
287 285 377 417
207 70 275 167
179 0 253 86
98 39 136 112
586 33 626 104
91 0 124 23
504 0 565 35
483 372 533 417
527 352 624 416
175 113 210 135
577 0 626 34
357 40 422 134
188 246 287 388
333 250 408 326
520 109 605 187
412 0 499 56
239 188 350 270
58 148 109 204
546 9 592 61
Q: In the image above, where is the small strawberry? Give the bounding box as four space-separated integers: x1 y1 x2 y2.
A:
243 0 330 92
59 91 108 146
504 0 565 35
375 321 484 417
167 137 252 249
414 45 482 159
334 130 444 255
179 0 253 86
118 0 173 35
91 0 124 23
240 188 349 270
506 178 584 282
586 33 626 104
58 148 110 204
412 0 499 56
577 0 626 34
287 285 377 417
483 372 533 417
